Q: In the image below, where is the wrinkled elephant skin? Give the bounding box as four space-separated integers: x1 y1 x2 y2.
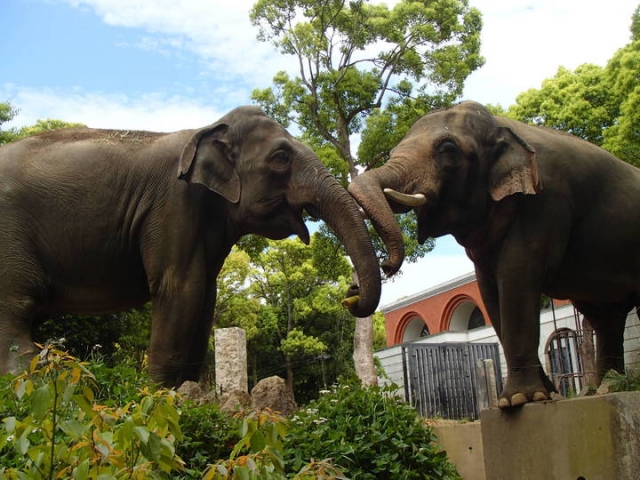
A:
349 101 640 408
0 106 381 386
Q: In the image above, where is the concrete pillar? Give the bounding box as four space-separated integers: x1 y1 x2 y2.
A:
214 327 248 394
481 392 640 479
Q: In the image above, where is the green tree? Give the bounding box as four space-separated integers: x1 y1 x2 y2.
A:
506 6 640 167
250 0 483 384
507 64 617 146
1 102 85 145
250 0 483 179
214 249 262 340
248 235 355 400
601 5 640 166
0 101 19 144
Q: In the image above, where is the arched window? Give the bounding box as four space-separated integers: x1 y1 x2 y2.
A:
448 301 486 331
546 328 583 396
401 315 429 342
468 306 486 329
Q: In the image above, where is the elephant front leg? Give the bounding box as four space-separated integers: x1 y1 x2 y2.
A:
489 253 558 408
147 279 215 387
476 265 555 408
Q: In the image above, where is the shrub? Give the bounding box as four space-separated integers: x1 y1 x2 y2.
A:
284 382 461 479
202 408 347 480
0 345 184 479
602 368 640 392
176 402 240 478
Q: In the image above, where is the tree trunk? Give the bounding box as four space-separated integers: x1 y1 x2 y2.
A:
352 272 378 386
353 315 378 386
580 316 598 388
285 355 295 394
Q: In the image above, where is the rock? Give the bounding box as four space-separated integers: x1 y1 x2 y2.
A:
176 381 219 405
177 381 207 405
596 378 618 395
251 376 298 416
220 390 252 414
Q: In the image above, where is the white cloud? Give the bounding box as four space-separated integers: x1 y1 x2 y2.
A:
464 0 639 106
63 0 294 84
1 84 223 131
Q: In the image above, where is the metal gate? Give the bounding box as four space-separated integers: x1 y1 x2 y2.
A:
402 342 502 420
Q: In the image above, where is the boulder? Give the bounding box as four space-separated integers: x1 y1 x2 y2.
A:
250 376 297 416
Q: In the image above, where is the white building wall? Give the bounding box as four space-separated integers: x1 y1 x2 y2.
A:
375 303 640 397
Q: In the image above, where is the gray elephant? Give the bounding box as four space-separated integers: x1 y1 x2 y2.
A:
349 101 640 408
0 106 381 387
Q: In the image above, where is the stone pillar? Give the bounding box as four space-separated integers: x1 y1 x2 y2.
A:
214 327 248 395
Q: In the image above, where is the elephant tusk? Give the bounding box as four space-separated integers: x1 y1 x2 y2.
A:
341 295 360 309
383 188 427 207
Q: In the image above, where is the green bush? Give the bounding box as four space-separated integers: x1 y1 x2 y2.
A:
0 346 184 479
603 368 640 392
202 408 347 480
283 382 461 479
176 402 240 478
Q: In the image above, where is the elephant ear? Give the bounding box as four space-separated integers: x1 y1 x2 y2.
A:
177 123 241 203
488 127 541 201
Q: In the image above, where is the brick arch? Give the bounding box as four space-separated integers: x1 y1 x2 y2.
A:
440 294 479 331
394 311 427 344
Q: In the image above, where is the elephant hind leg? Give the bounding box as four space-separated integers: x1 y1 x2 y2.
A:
0 297 42 376
575 301 629 381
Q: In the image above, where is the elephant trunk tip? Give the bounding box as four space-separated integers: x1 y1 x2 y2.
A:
381 254 403 278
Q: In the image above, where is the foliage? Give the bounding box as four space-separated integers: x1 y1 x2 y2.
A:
507 64 617 145
215 249 262 341
203 408 347 480
245 235 358 401
0 101 19 144
602 369 640 392
284 382 461 479
34 304 152 367
250 0 483 269
0 346 184 479
176 403 240 479
0 101 85 145
371 311 387 351
506 6 640 168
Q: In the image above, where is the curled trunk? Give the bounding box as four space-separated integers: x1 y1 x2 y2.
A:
348 166 407 276
308 171 382 318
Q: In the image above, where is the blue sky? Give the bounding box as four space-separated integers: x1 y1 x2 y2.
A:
2 0 639 305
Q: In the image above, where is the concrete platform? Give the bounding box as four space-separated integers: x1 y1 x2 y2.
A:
433 420 485 480
480 392 640 480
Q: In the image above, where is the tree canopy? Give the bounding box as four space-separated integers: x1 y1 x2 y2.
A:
251 0 484 178
506 5 640 167
0 101 85 145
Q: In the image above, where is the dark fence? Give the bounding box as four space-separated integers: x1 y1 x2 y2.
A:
402 342 502 420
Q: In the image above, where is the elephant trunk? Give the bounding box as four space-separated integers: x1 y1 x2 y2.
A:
348 164 407 276
305 169 382 318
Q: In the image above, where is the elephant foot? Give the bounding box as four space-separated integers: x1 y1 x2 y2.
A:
498 390 549 409
498 367 556 409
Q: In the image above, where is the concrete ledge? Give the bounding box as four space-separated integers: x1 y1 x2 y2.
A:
480 392 640 480
433 421 485 480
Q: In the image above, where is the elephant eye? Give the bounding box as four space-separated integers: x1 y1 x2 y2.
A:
438 140 458 155
438 140 461 167
269 150 291 172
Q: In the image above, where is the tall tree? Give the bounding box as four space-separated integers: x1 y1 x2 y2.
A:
249 235 353 397
507 6 640 168
250 0 484 384
0 101 19 145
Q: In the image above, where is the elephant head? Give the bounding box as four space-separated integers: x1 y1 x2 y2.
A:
349 101 540 275
178 106 381 317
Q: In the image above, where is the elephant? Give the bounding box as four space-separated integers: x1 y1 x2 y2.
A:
0 106 381 387
349 100 640 408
